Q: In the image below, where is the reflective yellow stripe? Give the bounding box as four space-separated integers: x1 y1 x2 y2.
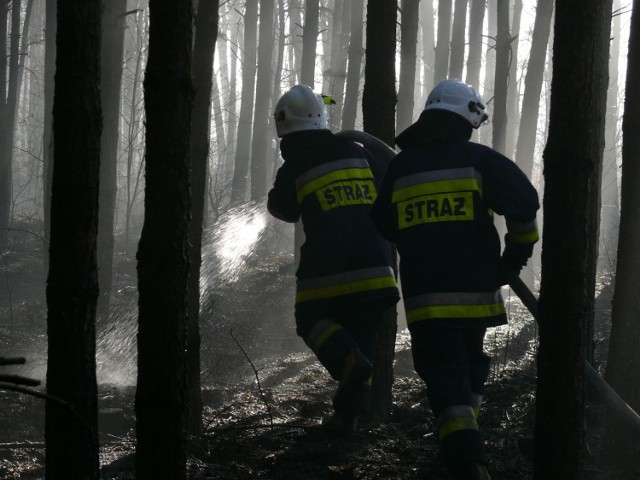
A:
438 416 479 442
296 276 397 303
406 302 505 324
506 219 539 244
392 178 481 203
507 230 540 244
309 323 343 352
297 168 374 204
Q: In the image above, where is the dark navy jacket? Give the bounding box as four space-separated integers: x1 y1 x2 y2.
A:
268 130 400 314
371 111 539 328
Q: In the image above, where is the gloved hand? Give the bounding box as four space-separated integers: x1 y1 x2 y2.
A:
501 242 532 275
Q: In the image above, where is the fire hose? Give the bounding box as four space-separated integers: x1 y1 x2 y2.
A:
336 129 640 435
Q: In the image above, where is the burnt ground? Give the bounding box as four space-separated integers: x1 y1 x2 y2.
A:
0 223 637 480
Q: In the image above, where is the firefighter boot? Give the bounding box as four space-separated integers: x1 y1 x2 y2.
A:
447 462 492 480
333 348 373 413
323 348 372 434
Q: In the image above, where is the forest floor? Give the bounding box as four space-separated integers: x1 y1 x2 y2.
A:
0 222 637 480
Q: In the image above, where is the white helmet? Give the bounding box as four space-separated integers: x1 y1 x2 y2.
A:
273 84 328 137
424 79 488 128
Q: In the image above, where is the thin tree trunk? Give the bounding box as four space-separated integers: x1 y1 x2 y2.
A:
505 0 522 158
0 3 9 250
301 0 319 87
250 0 275 201
433 0 452 84
448 0 468 80
187 0 219 436
465 0 486 88
341 0 364 130
45 0 102 478
419 0 435 103
230 0 257 204
396 0 420 134
97 0 127 320
43 0 56 252
492 0 509 154
514 0 553 178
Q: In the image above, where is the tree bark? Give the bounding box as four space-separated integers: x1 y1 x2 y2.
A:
505 0 523 158
231 0 257 204
465 0 486 88
492 0 509 154
363 0 397 421
97 0 127 320
601 0 640 468
301 0 320 87
0 3 9 250
433 0 452 84
419 0 435 102
448 0 468 80
535 0 612 477
187 0 220 436
514 0 553 179
136 0 193 477
341 0 364 130
43 0 56 253
45 0 102 478
396 0 420 134
250 0 275 201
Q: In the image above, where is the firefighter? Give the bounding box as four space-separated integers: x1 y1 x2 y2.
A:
371 79 539 479
267 84 400 433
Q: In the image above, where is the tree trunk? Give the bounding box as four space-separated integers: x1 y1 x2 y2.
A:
301 0 319 87
231 0 257 204
0 3 9 250
135 0 193 477
448 0 468 80
433 0 452 84
505 0 523 158
419 0 435 102
363 0 397 421
45 0 102 478
601 0 640 468
514 0 553 179
187 0 220 437
250 0 275 201
465 0 486 88
479 0 497 145
341 0 364 130
492 0 509 154
396 0 420 134
97 0 127 320
43 0 56 252
534 0 612 477
600 0 621 272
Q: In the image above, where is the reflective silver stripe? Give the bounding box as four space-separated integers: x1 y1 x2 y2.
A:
506 218 538 234
404 291 504 311
470 393 484 409
297 266 395 291
295 158 370 191
393 167 483 191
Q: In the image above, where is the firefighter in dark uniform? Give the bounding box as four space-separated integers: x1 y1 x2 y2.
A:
371 79 539 479
267 85 400 433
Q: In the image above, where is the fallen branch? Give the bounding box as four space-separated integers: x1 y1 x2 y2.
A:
230 329 274 428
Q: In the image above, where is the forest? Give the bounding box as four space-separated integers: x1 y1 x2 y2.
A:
0 0 639 478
